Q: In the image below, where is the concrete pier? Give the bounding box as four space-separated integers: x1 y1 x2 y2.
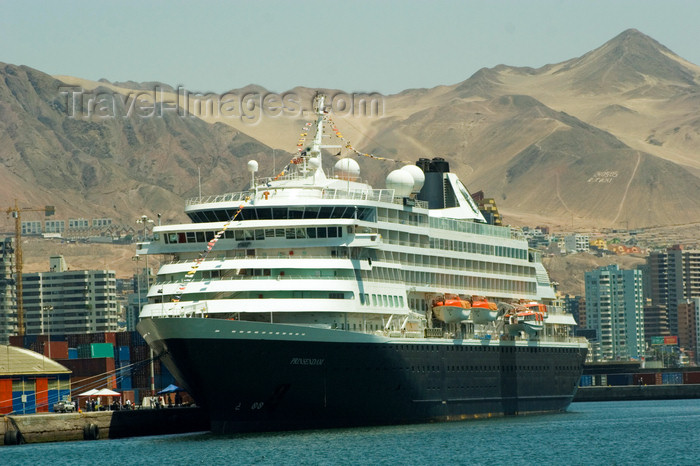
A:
2 407 209 445
574 384 700 402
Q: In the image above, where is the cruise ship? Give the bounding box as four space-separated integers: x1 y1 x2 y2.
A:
137 94 588 433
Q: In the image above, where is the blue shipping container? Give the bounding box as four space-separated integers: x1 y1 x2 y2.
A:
661 372 682 384
118 346 130 362
579 375 592 387
120 376 133 390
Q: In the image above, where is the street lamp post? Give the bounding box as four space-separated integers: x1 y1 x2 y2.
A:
136 215 156 396
131 256 141 326
43 305 53 359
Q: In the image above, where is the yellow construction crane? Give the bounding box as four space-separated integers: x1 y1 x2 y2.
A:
4 200 55 337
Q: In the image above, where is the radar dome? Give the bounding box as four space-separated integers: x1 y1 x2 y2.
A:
386 169 415 198
401 165 425 193
247 160 258 173
308 157 321 169
334 158 360 181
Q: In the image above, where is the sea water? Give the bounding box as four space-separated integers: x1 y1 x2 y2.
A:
3 399 699 465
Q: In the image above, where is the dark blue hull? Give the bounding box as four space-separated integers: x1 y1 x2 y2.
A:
139 318 587 433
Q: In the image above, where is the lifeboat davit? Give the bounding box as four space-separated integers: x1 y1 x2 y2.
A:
470 298 499 324
505 303 546 335
432 296 471 323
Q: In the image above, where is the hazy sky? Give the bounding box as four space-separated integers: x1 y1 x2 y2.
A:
2 0 699 94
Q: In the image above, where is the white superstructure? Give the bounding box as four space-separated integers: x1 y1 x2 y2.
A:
138 94 575 340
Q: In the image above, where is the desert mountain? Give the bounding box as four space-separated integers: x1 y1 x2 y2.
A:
0 64 274 225
2 29 700 231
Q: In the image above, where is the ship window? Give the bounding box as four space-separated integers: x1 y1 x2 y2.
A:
273 208 287 219
317 228 327 239
169 233 179 244
255 230 265 240
244 230 254 241
295 228 306 239
327 227 338 238
372 294 377 306
393 296 399 307
365 294 369 306
303 207 319 219
289 208 305 219
234 230 244 241
319 207 333 218
275 229 285 237
360 294 365 305
186 232 196 243
225 230 234 239
265 228 275 238
399 296 404 307
196 232 205 242
307 228 317 238
254 208 271 220
286 229 295 239
382 295 388 307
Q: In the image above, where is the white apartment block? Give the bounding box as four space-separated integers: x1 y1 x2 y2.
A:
68 218 90 230
564 234 590 253
21 221 43 235
45 220 66 234
585 264 645 361
21 256 118 335
92 218 113 228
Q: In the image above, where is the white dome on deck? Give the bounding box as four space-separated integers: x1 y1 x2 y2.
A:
308 157 321 169
401 165 425 193
334 158 360 181
386 169 414 198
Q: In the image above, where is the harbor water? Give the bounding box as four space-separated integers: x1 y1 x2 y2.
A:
3 399 699 465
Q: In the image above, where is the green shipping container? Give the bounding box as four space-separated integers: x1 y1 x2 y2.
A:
91 343 114 358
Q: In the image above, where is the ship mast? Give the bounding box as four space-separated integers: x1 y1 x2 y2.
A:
302 93 326 176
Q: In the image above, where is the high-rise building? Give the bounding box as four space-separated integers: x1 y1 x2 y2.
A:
562 295 585 328
647 245 700 336
643 304 671 345
0 238 17 345
677 298 699 365
585 264 645 361
21 256 119 335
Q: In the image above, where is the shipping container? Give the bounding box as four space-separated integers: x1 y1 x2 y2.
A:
90 343 114 359
119 376 133 390
61 357 115 378
116 331 131 347
606 374 633 386
130 330 148 347
77 343 91 359
578 375 592 387
683 371 700 385
118 346 131 362
43 341 69 359
662 372 682 385
633 373 656 386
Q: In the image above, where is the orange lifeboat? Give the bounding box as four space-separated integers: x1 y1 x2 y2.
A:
432 295 471 324
470 297 499 324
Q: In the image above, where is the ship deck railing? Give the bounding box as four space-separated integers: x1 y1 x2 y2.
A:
185 188 429 209
162 255 537 280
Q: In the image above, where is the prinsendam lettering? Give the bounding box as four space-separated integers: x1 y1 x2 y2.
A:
290 358 325 366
